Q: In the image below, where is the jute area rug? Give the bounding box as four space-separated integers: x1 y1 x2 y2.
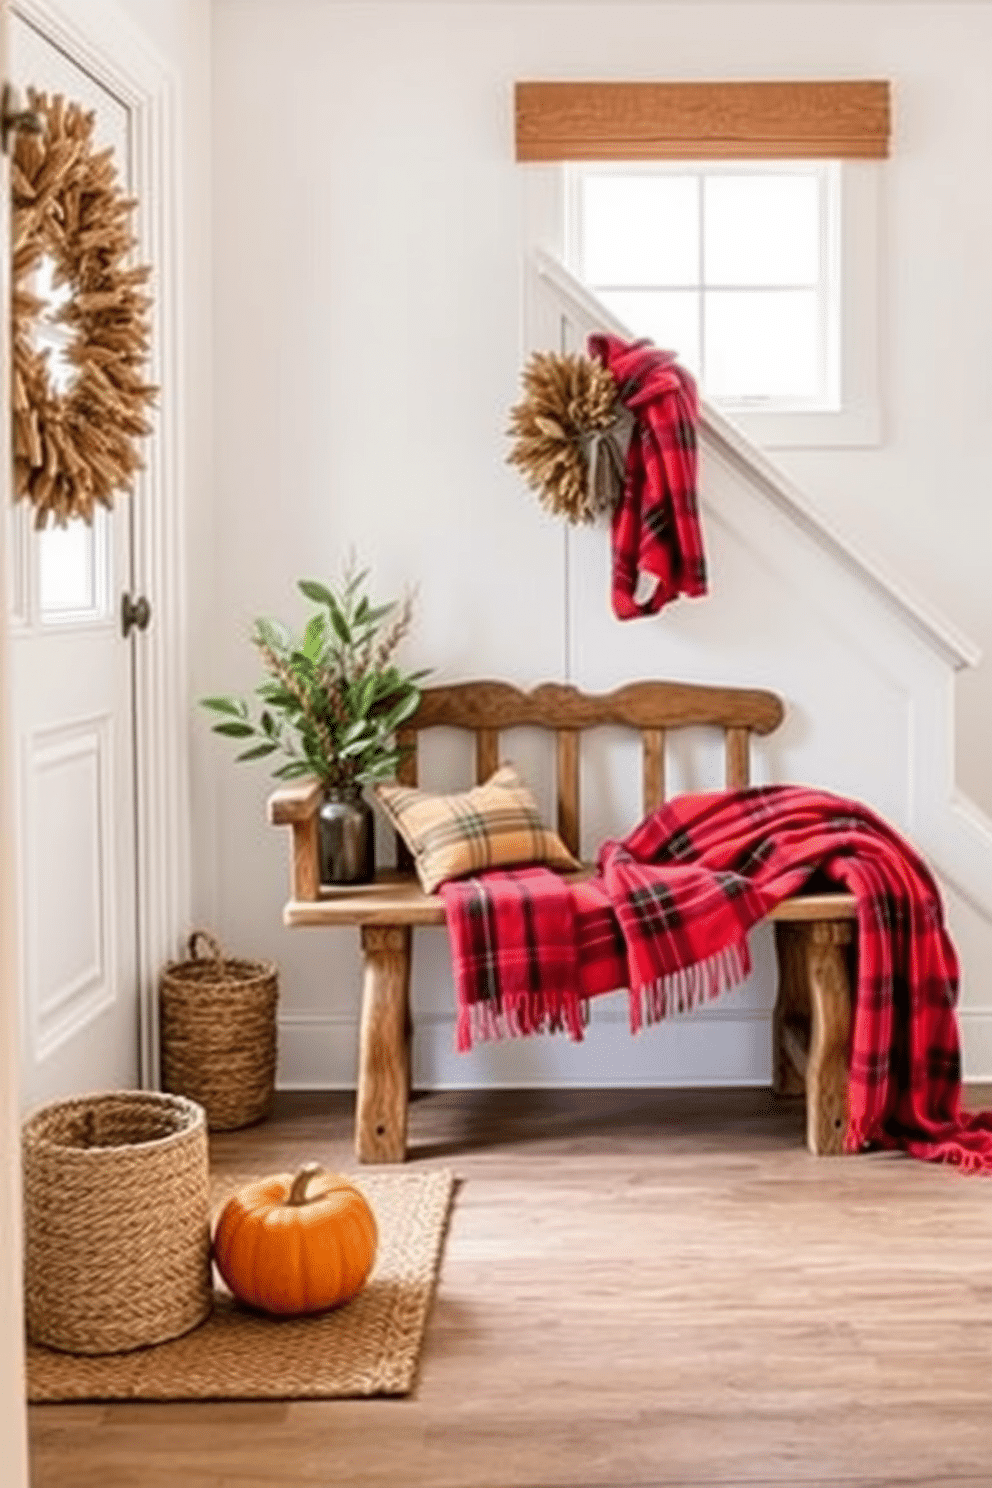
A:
27 1167 456 1403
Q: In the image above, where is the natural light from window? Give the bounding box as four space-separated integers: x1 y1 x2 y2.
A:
570 162 840 412
27 256 109 621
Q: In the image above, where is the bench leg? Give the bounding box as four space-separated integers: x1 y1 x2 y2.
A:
772 923 808 1097
804 922 853 1156
356 926 411 1163
772 920 854 1155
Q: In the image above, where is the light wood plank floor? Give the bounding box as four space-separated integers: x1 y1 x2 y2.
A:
28 1084 992 1488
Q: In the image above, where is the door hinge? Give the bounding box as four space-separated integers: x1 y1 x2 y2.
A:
1 84 42 155
121 593 151 638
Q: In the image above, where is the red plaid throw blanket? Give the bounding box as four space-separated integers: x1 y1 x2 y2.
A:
587 332 706 620
441 785 992 1170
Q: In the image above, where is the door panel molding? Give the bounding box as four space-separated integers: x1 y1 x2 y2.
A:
23 715 116 1059
13 0 190 1086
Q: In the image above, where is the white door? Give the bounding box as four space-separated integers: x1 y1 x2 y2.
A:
9 14 141 1110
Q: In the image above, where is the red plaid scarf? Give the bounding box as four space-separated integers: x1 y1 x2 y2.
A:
587 333 706 620
442 785 992 1170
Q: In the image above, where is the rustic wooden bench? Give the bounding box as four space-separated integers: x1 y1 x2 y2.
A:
268 680 857 1163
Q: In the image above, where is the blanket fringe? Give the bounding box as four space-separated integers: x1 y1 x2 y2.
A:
629 940 751 1033
455 942 750 1051
457 988 589 1052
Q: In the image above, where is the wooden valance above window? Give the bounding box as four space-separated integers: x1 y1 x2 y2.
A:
515 80 890 162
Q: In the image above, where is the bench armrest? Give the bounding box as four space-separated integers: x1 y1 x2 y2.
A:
268 779 323 901
267 779 323 826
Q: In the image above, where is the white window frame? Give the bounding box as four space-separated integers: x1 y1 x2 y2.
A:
548 159 880 450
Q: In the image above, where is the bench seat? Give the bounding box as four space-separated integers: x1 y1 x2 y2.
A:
268 679 859 1165
280 868 856 930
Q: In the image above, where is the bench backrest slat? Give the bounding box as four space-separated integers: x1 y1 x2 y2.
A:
476 728 500 785
395 726 418 871
556 729 580 858
391 680 782 865
642 727 666 815
725 726 751 789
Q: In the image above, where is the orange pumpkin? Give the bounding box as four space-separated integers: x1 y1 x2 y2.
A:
213 1163 378 1316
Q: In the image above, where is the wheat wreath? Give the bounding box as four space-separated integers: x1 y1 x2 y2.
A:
11 90 157 528
506 349 638 526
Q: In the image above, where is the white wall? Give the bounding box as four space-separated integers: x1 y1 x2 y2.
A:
208 0 992 1089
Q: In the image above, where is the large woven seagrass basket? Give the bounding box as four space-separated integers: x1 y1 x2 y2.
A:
22 1090 212 1354
160 930 279 1131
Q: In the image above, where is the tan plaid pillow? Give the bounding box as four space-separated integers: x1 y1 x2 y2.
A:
374 764 580 894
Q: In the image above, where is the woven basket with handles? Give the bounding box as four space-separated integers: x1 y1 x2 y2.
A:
22 1090 212 1354
159 930 278 1131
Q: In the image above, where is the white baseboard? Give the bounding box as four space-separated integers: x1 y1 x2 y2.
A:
277 1007 992 1092
277 1006 775 1091
957 1012 992 1084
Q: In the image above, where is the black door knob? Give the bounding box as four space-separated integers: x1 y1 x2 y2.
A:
121 592 152 637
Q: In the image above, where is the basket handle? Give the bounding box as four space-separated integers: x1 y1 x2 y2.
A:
187 929 224 963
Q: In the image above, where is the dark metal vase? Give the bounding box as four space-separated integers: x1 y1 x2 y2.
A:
318 788 375 885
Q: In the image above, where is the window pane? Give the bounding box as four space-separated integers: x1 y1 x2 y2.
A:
39 514 103 617
704 174 820 287
31 255 75 395
704 290 820 400
597 289 701 377
582 175 699 287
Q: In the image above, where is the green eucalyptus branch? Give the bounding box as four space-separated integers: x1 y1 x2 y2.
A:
201 561 428 793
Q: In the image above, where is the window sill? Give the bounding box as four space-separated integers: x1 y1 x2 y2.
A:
721 402 881 450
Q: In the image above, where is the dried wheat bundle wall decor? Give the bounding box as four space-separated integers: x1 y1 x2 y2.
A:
11 90 158 528
506 349 635 526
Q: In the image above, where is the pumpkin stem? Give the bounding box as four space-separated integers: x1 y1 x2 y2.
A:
287 1162 326 1206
